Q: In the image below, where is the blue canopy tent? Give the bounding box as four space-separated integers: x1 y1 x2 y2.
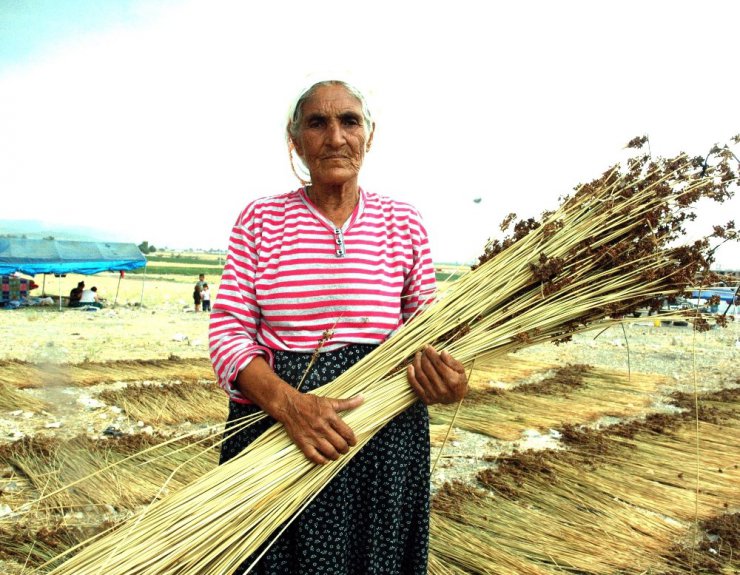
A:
690 287 737 304
0 239 147 309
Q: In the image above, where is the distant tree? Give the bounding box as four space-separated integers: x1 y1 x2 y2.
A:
138 241 157 254
43 235 55 240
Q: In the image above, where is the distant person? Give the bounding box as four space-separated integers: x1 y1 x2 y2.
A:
196 274 205 290
68 281 84 307
80 286 103 308
201 283 211 312
193 283 202 312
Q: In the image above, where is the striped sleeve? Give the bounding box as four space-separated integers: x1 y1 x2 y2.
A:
208 203 274 402
401 207 437 323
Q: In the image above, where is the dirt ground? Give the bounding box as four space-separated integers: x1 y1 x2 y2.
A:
0 304 211 364
1 301 737 381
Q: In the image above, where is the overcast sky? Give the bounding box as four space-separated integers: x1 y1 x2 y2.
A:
1 0 738 267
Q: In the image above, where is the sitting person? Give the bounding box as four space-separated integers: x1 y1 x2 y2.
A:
68 281 85 307
79 286 103 308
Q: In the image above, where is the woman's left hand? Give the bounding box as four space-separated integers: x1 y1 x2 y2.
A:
407 345 468 405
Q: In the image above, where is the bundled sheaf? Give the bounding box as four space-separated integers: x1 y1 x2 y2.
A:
42 138 739 574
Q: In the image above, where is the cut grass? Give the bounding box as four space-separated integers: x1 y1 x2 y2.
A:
430 364 670 440
97 381 227 426
431 391 740 574
0 358 214 389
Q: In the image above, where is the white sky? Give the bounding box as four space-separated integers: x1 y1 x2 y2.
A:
1 0 738 266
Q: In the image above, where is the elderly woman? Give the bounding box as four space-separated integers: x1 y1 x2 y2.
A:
209 80 467 575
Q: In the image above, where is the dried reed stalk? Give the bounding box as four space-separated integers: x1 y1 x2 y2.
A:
0 521 93 570
44 139 739 574
97 381 227 426
426 550 468 575
665 512 740 573
429 512 553 575
0 382 47 412
432 478 681 574
433 405 739 574
430 365 669 439
0 358 213 389
429 423 460 447
466 356 558 387
0 434 219 513
588 424 740 519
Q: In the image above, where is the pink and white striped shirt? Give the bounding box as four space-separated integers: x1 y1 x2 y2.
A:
209 187 437 402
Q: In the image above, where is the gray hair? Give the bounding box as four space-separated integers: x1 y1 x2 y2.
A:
286 80 374 142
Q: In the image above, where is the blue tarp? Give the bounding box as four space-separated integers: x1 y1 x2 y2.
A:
0 239 146 276
690 287 738 304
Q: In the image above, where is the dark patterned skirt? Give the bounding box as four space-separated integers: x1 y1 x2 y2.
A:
219 344 430 575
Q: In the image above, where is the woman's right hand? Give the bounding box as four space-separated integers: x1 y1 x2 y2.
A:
235 356 364 465
275 392 364 465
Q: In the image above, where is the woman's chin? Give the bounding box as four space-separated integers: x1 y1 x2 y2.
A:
311 169 359 187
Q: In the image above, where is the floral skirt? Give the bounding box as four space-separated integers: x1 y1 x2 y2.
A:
220 344 430 575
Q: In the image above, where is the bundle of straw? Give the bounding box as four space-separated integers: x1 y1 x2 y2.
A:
0 357 213 389
431 399 740 575
44 138 738 574
429 368 667 440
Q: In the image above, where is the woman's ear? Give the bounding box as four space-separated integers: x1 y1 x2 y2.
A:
366 122 376 152
287 122 303 157
290 137 304 158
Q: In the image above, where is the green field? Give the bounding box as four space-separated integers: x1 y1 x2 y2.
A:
146 253 225 265
128 264 224 276
129 251 226 277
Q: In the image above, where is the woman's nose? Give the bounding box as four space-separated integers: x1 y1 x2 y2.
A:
326 121 345 145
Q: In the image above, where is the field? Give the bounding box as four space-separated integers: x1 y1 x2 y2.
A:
0 256 738 574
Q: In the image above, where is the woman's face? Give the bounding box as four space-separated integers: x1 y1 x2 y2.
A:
292 84 374 187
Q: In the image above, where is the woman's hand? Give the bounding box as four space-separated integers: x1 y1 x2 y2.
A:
407 345 468 405
275 392 364 465
234 357 364 465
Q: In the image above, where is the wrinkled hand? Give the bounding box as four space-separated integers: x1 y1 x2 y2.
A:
277 392 364 465
407 345 468 405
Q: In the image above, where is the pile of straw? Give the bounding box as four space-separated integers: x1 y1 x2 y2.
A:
98 381 227 425
44 138 738 574
0 434 219 514
0 381 46 412
430 364 670 440
430 392 740 574
465 356 559 387
0 358 213 389
0 521 93 570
